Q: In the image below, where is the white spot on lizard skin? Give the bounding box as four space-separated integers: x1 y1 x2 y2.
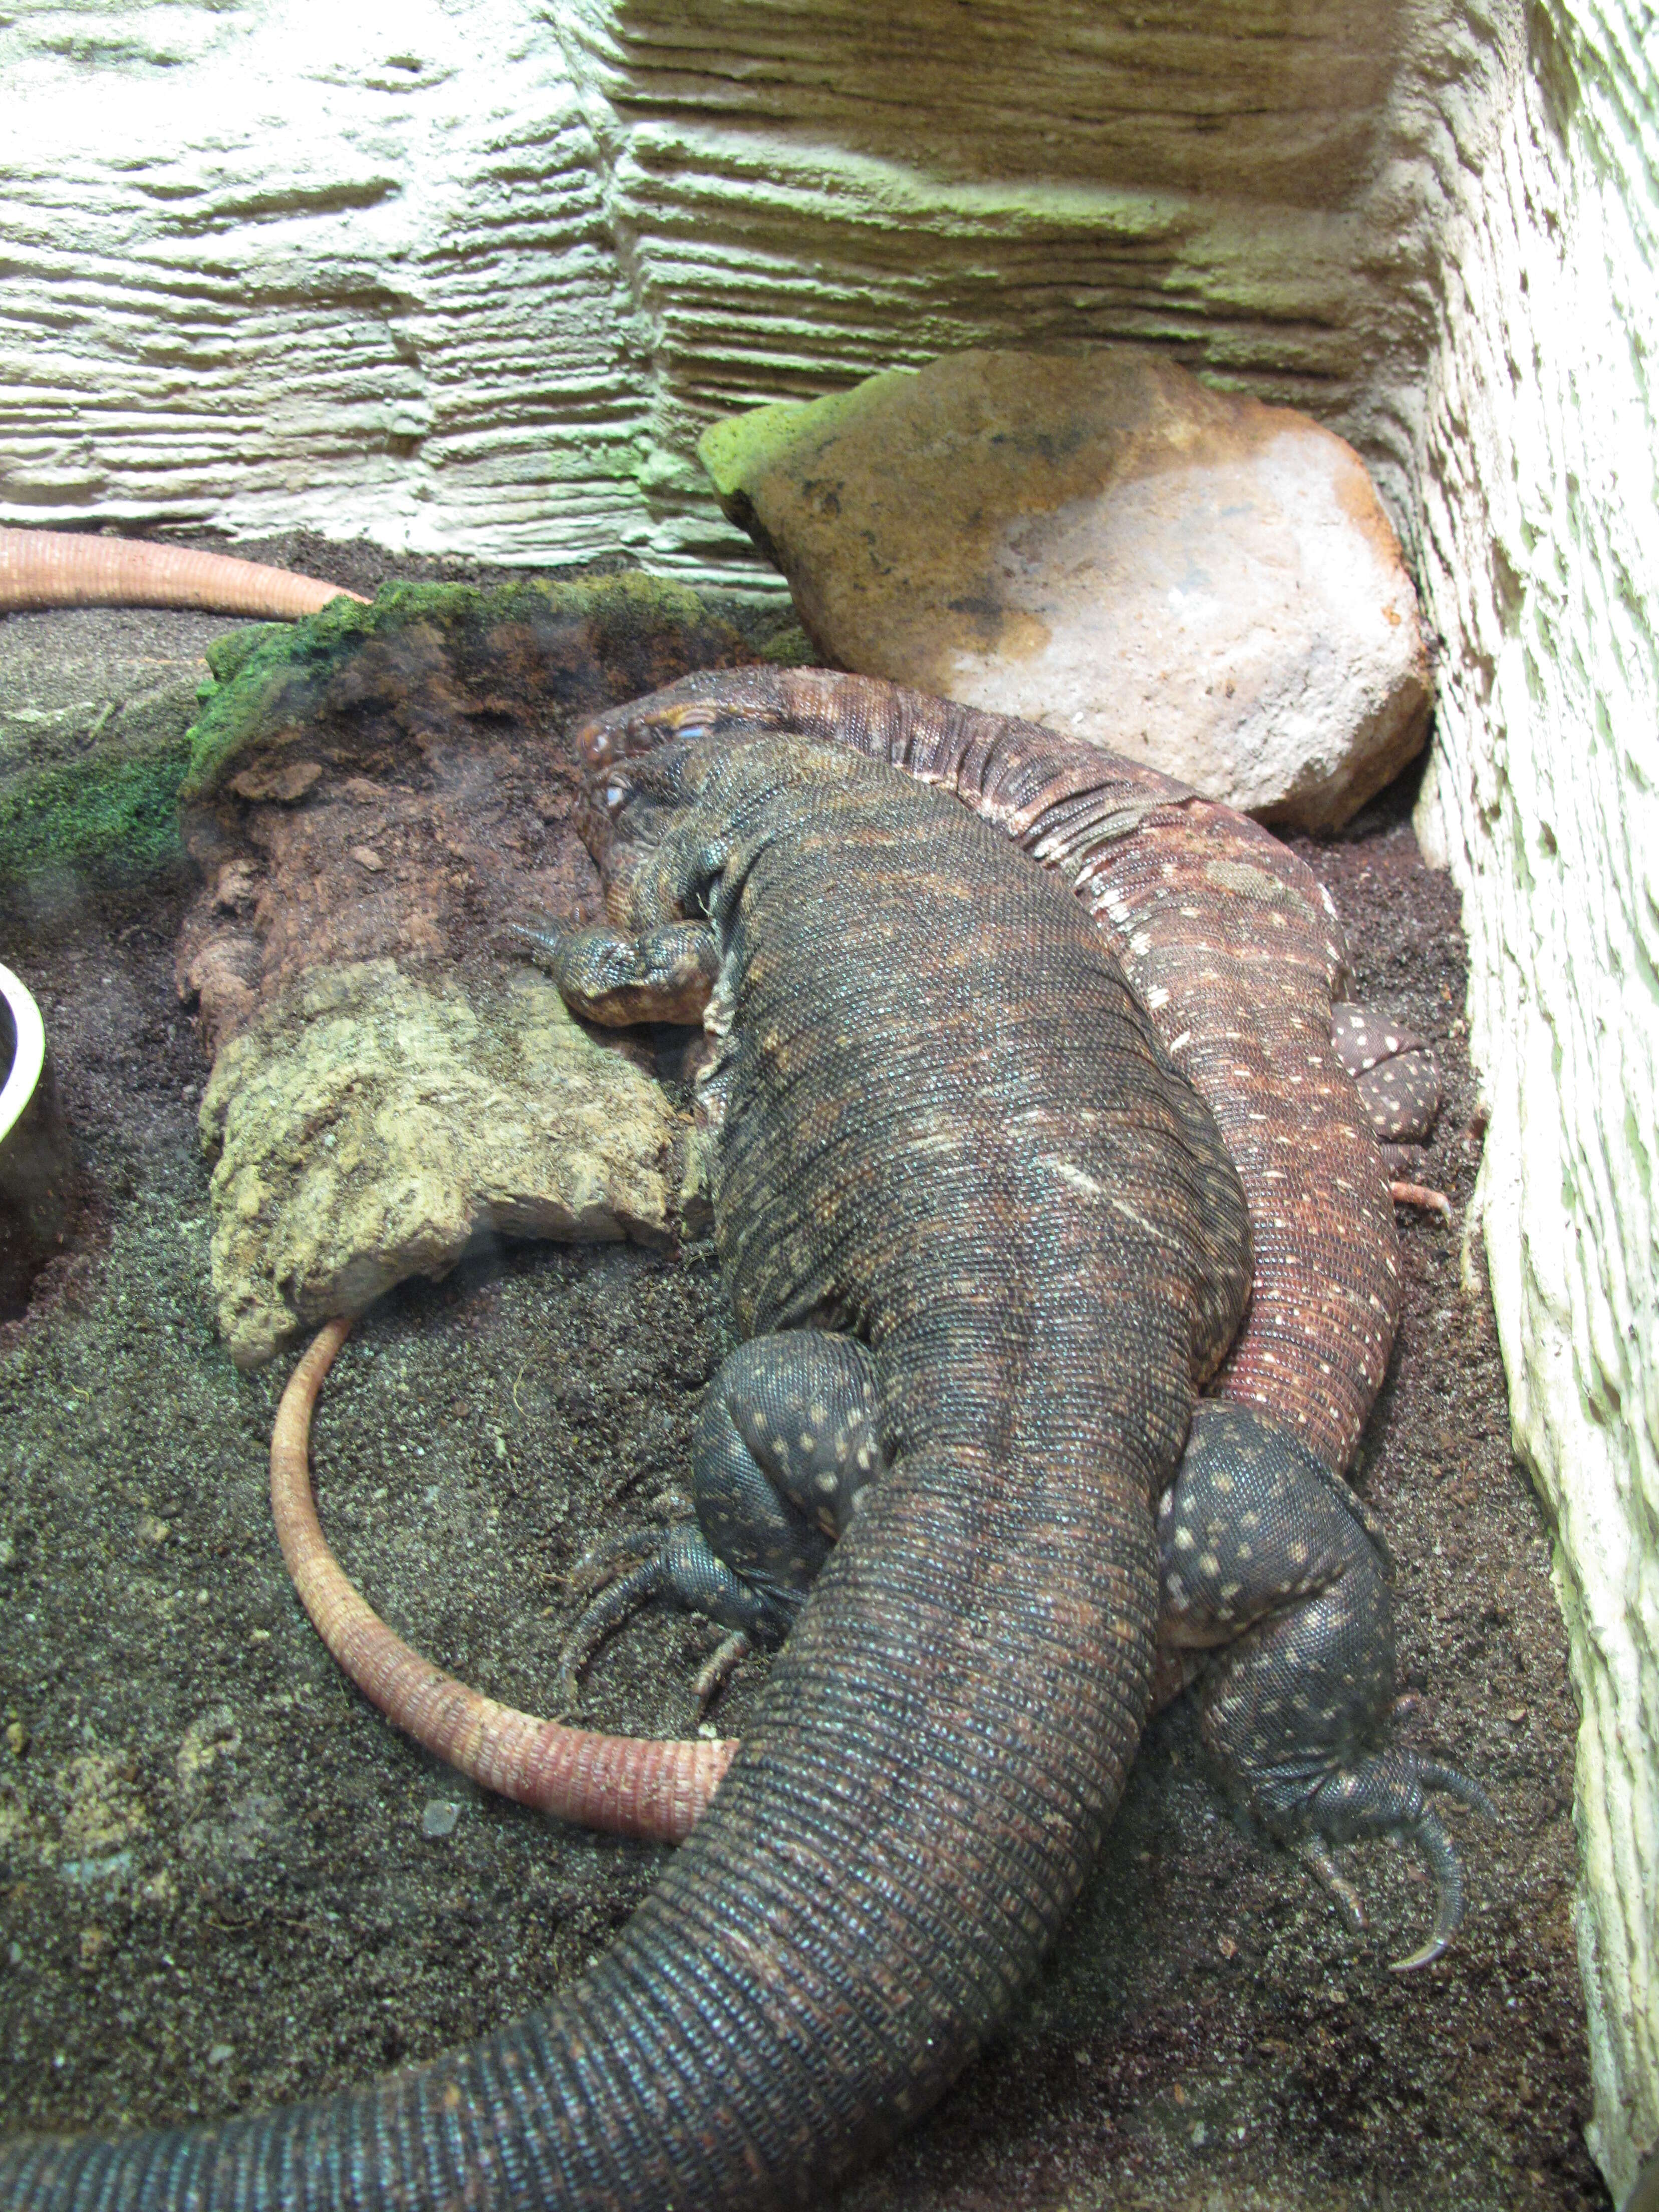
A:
1050 1160 1105 1199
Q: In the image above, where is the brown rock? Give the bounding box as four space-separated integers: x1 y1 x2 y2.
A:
700 346 1430 829
228 758 323 803
172 577 806 1361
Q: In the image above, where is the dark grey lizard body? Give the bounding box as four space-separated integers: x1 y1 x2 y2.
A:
569 670 1485 1960
2 735 1251 2209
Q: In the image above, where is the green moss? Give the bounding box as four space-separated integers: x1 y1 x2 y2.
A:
183 595 381 802
0 629 294 882
183 572 816 804
755 618 815 665
0 571 812 884
202 623 289 690
0 732 192 882
697 372 918 506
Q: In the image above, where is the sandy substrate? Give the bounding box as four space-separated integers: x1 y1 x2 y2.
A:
0 554 1608 2209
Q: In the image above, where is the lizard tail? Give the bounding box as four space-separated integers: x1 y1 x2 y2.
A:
0 528 368 619
3 1419 1151 2210
270 1316 732 1844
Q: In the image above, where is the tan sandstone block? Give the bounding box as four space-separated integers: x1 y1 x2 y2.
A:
701 346 1430 831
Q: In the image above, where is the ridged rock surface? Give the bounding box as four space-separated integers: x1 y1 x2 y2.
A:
699 347 1430 829
1406 13 1659 2197
6 0 1658 2194
0 1 1460 582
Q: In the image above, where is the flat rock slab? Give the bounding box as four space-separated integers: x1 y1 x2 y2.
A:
200 958 678 1371
701 347 1431 831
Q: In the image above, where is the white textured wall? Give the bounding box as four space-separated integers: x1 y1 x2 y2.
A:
1409 10 1659 2195
7 0 1659 2191
2 2 649 563
4 0 1439 580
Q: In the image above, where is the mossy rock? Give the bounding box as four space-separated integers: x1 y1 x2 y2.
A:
0 624 288 885
183 575 813 806
0 573 811 885
0 733 193 884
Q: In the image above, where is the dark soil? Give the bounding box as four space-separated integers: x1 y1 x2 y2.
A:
0 554 1607 2208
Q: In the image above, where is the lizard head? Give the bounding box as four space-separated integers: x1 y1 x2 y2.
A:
576 671 797 769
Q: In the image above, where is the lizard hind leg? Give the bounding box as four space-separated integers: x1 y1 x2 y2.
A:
1330 1001 1442 1148
559 1329 884 1707
1159 1400 1493 1970
1329 999 1452 1212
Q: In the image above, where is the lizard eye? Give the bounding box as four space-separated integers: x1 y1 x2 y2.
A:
603 777 630 816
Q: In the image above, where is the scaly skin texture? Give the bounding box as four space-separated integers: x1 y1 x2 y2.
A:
267 670 1480 1963
573 673 1487 1965
584 667 1399 1476
2 734 1251 2211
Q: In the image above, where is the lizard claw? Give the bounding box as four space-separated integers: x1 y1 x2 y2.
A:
1388 1807 1464 1973
1389 1179 1452 1217
1387 1760 1498 1971
493 916 572 969
558 1517 798 1712
557 1546 682 1710
1295 1837 1367 1933
694 1630 753 1713
566 1526 666 1601
1297 1751 1496 1973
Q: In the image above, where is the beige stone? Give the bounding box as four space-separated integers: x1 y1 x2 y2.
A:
198 958 682 1370
700 348 1430 831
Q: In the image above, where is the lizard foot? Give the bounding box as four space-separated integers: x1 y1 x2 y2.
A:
499 914 720 1027
1331 1001 1442 1148
1161 1401 1492 1969
1333 1002 1450 1215
557 1329 884 1706
557 1520 793 1710
1285 1750 1497 1971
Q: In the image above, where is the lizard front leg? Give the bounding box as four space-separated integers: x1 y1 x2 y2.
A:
503 916 721 1026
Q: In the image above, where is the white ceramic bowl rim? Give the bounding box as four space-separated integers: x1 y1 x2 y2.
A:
0 962 46 1150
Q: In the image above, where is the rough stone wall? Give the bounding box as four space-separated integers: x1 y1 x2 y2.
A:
6 0 1658 2192
1407 11 1659 2195
5 0 1439 579
2 3 644 564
